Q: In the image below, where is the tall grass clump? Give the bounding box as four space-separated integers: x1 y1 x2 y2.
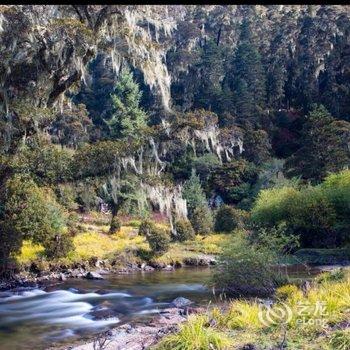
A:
156 315 231 350
329 329 350 350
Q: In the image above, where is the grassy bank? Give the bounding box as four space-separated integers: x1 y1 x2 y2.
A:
155 269 350 350
16 212 230 271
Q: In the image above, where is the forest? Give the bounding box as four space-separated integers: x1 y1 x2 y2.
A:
0 5 349 350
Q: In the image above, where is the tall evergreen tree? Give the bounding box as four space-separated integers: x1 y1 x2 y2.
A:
106 67 148 139
267 62 286 109
182 169 207 215
74 54 116 127
319 34 350 121
293 16 319 112
230 19 267 120
286 105 350 182
194 38 226 113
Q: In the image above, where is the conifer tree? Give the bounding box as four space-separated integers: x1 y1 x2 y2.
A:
230 19 267 120
286 105 350 182
182 169 207 216
195 38 226 113
107 67 148 139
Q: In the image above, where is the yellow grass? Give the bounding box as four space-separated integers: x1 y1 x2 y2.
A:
17 241 45 264
16 222 227 266
68 228 147 261
158 270 350 350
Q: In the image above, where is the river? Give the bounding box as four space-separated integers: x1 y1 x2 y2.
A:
0 268 215 350
0 265 323 350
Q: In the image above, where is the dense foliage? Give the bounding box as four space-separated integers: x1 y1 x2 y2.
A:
214 205 243 233
173 219 196 242
0 5 349 276
251 170 350 248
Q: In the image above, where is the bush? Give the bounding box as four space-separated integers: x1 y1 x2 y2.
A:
321 169 350 231
43 233 74 259
190 205 214 235
4 175 67 244
54 184 78 211
138 219 155 236
109 216 121 234
287 186 337 247
212 232 287 297
146 227 170 255
174 219 195 242
214 205 244 233
251 179 345 248
250 186 298 227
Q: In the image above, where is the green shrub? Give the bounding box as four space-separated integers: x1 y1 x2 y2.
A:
286 186 337 247
251 180 344 248
174 219 195 242
190 205 214 235
43 233 74 259
250 186 298 227
4 175 67 244
109 216 121 234
214 205 244 233
146 227 170 255
212 232 287 297
138 219 155 236
54 184 78 211
322 169 350 231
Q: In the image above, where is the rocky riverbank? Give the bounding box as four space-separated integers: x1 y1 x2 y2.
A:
0 254 217 291
58 300 205 350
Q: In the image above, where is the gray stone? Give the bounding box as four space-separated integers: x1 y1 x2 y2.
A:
85 271 104 280
59 273 66 281
171 297 193 308
163 265 174 271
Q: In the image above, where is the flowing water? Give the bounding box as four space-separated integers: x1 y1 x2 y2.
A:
0 268 214 350
0 265 323 350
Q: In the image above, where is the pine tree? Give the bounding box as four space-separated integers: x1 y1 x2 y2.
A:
107 67 148 139
182 169 207 215
230 19 267 120
267 62 286 109
195 38 226 113
293 16 319 112
319 34 350 120
286 105 350 182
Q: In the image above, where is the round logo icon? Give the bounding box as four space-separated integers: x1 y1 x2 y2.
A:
258 303 293 327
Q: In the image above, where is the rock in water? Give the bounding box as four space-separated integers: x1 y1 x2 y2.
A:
171 297 192 308
85 271 104 280
59 273 66 281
